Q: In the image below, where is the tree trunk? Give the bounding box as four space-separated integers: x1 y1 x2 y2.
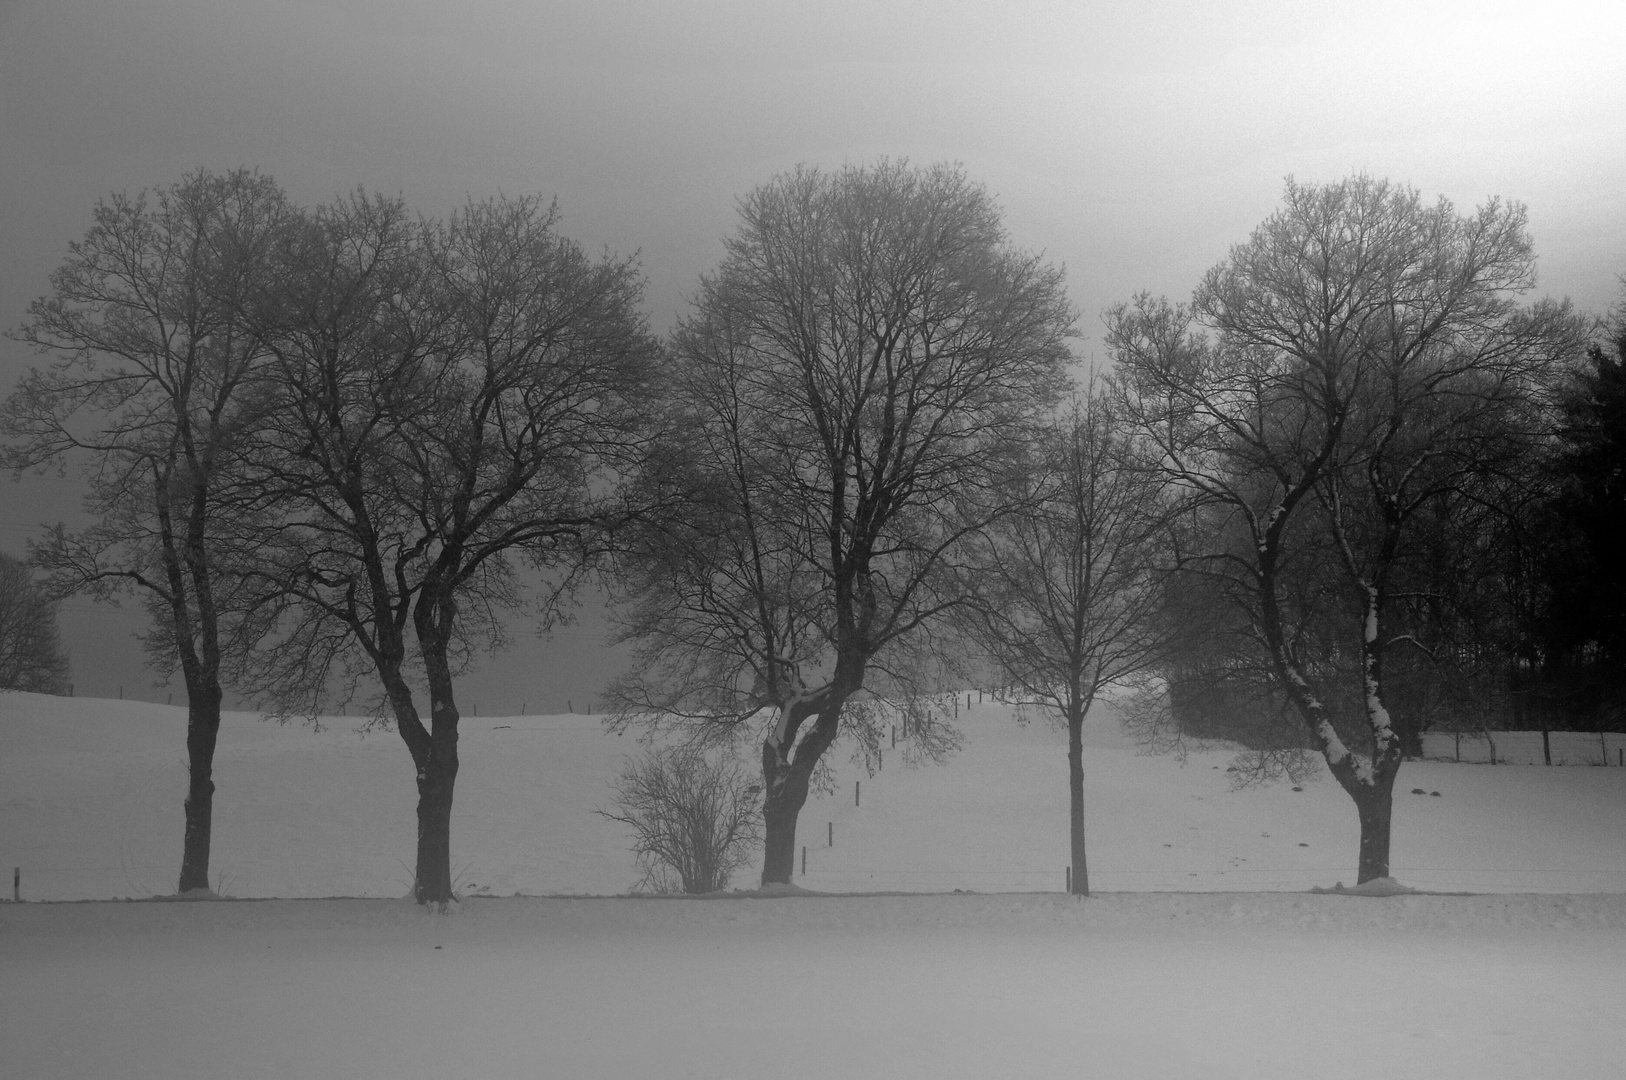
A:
759 699 843 886
1395 709 1423 760
760 777 805 885
1067 708 1089 896
1354 776 1395 883
414 644 462 906
375 657 457 906
177 683 224 893
414 749 457 903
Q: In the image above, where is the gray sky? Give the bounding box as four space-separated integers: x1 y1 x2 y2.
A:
2 0 1623 711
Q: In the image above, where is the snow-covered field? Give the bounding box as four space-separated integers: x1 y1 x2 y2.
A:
4 691 1625 899
6 892 1626 1079
5 692 1626 1078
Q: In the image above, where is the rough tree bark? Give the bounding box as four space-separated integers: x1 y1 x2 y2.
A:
1066 700 1089 896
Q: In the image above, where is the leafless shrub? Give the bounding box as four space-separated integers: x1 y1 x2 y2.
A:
598 745 762 894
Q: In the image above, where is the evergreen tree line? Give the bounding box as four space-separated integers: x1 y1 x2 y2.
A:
2 164 1618 900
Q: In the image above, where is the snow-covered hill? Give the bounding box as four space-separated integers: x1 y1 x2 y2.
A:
4 690 1625 900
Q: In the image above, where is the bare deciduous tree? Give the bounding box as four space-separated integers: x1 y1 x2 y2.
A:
4 169 291 893
242 191 659 905
610 160 1074 885
961 388 1171 895
1110 175 1582 883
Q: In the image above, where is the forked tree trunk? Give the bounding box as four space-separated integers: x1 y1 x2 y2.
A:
177 683 225 893
1354 773 1396 883
759 702 842 886
377 659 461 906
1067 708 1089 896
1261 592 1404 884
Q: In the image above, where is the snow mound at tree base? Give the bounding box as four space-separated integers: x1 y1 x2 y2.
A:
1310 877 1418 896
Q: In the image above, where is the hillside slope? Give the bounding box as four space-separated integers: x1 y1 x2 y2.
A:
3 691 1624 899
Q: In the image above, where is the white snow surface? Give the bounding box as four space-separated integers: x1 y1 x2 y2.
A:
5 893 1626 1079
5 691 1626 899
6 692 1626 1077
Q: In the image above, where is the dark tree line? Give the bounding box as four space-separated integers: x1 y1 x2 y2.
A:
0 551 71 694
4 163 1617 898
1512 311 1626 727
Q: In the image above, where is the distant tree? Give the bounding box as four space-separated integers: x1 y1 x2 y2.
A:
0 551 71 693
3 169 292 893
608 160 1074 886
240 191 659 905
1110 176 1580 883
598 745 762 894
961 388 1170 895
1534 297 1626 685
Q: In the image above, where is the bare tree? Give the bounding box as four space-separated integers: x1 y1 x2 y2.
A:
961 388 1171 894
598 745 762 894
0 551 71 693
241 191 659 905
1110 175 1582 883
609 161 1073 885
3 169 292 893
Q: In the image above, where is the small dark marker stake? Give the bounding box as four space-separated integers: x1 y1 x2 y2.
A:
802 846 806 876
855 780 860 807
13 866 19 903
828 821 833 847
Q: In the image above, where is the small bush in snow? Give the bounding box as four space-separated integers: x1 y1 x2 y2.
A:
599 745 761 894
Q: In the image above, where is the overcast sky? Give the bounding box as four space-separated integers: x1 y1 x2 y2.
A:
2 0 1623 711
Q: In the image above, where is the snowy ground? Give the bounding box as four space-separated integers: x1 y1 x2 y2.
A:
3 691 1625 899
6 692 1626 1078
6 892 1626 1080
